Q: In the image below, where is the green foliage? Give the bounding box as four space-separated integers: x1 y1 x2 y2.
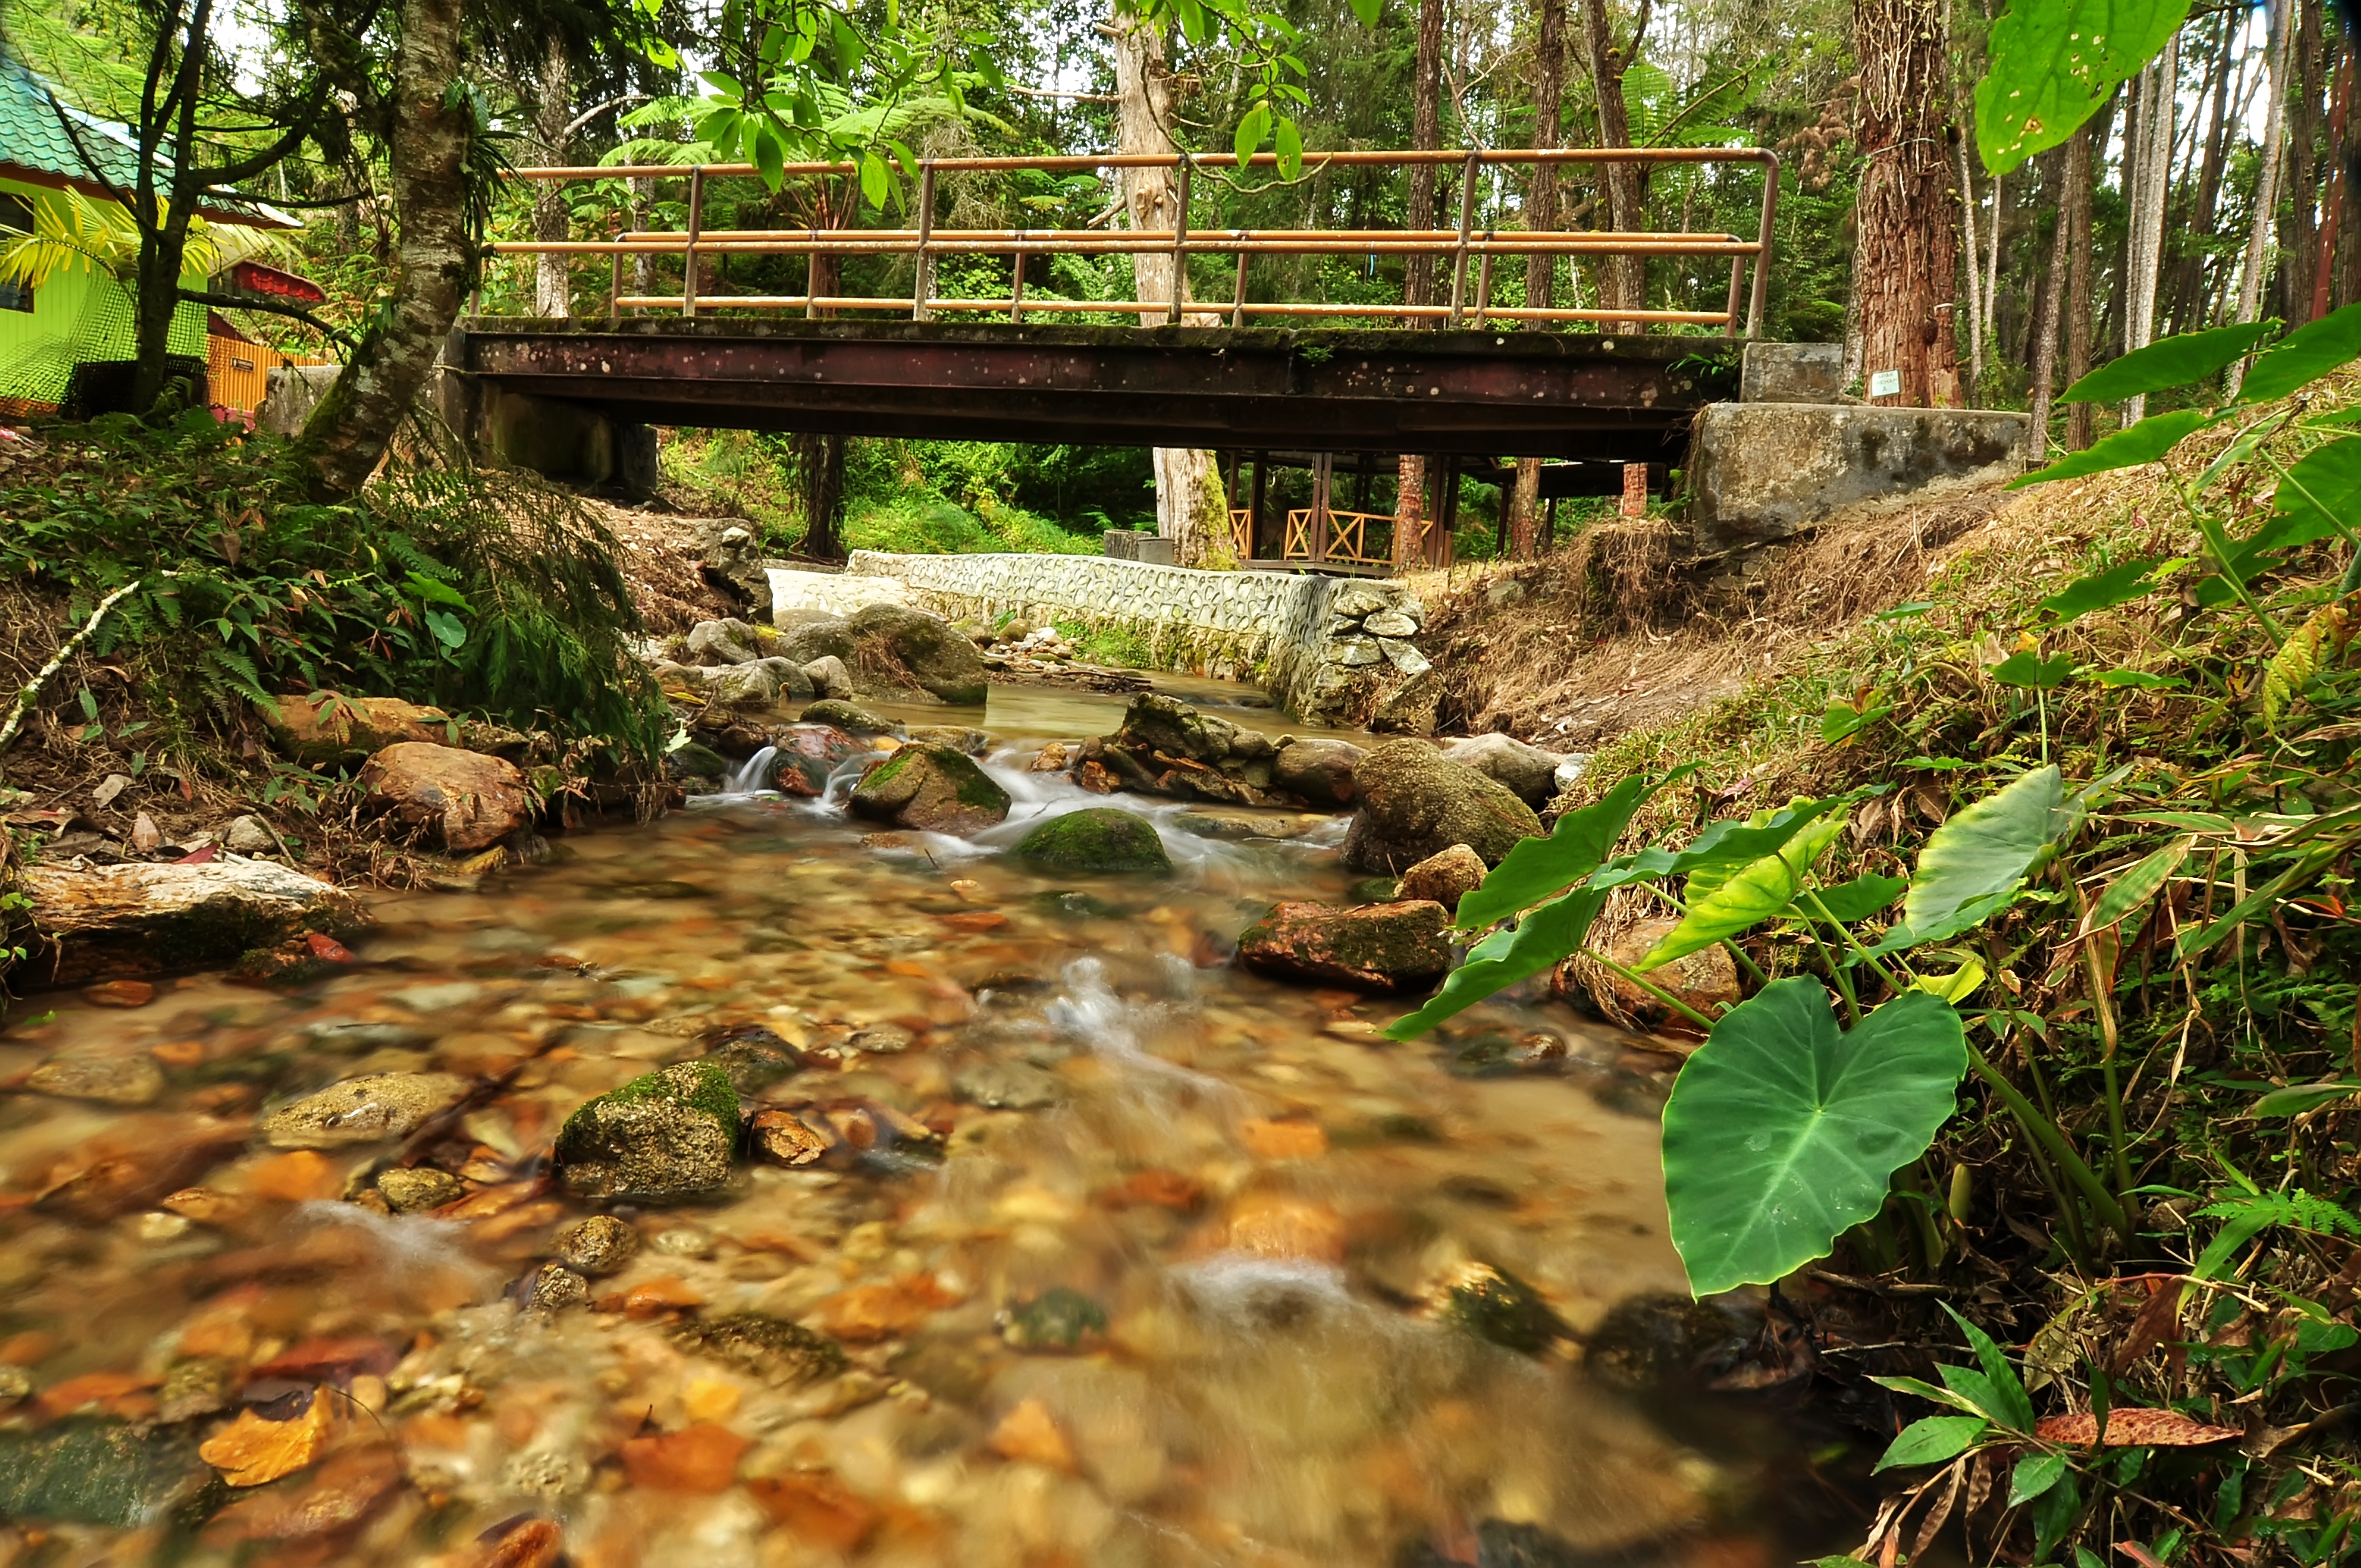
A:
2012 410 2208 487
0 413 667 761
1878 764 2063 951
1660 983 1967 1294
1975 0 2192 175
2059 322 2275 405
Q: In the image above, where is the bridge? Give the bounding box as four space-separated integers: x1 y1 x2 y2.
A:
455 147 1781 565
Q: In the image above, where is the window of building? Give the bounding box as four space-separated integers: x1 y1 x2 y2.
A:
0 194 32 312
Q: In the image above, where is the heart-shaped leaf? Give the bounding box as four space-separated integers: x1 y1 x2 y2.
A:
2037 557 2165 624
1993 650 2073 689
1639 816 1844 970
2233 301 2361 406
1877 766 2064 952
1661 981 1969 1295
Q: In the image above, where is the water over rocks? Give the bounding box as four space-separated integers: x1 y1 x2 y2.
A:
1237 899 1454 991
261 1070 471 1147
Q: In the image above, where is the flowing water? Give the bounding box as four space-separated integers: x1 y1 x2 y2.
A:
0 692 1854 1567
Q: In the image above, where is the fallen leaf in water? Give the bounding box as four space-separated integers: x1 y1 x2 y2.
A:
35 1371 156 1418
245 1150 340 1202
200 1393 334 1485
476 1518 562 1568
1103 1170 1205 1211
205 1443 402 1541
813 1283 937 1342
988 1398 1076 1471
618 1423 749 1492
83 979 155 1009
748 1470 880 1551
305 932 353 962
2034 1409 2240 1446
1239 1118 1329 1161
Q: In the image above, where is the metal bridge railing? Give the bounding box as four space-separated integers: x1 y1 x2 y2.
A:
490 147 1779 337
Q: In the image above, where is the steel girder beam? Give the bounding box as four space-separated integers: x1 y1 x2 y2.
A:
456 318 1736 460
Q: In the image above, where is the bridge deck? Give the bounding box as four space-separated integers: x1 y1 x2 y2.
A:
455 318 1738 462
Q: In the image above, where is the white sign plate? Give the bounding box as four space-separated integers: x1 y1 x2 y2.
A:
1868 369 1902 398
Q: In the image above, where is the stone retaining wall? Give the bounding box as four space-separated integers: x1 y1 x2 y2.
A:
771 551 1416 724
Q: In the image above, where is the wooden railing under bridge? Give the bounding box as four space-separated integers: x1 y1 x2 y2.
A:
490 146 1780 337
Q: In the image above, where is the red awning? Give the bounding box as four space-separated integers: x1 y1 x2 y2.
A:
225 259 327 305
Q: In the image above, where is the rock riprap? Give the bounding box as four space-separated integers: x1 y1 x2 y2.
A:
1341 740 1543 874
1014 808 1172 874
849 744 1011 834
263 1071 471 1148
554 1060 740 1200
1237 899 1454 991
357 743 533 852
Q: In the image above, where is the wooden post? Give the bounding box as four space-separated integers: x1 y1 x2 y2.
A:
1545 493 1559 549
1620 462 1648 518
1310 452 1333 563
1168 159 1193 325
1432 455 1461 566
682 166 705 319
913 163 937 321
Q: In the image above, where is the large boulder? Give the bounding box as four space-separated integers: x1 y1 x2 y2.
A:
1237 900 1453 992
846 603 989 705
801 655 854 698
1340 741 1542 874
357 744 534 852
1553 916 1739 1036
693 523 773 623
779 614 855 666
1273 737 1366 807
554 1060 739 1200
765 725 862 796
1014 808 1172 874
1440 734 1565 808
23 858 366 987
706 658 813 710
263 693 452 766
849 743 1010 833
683 618 761 667
1105 694 1280 804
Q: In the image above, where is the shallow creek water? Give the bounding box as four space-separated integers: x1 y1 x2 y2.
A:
0 695 1848 1567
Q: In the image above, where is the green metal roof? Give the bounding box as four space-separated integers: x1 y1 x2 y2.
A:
0 48 148 194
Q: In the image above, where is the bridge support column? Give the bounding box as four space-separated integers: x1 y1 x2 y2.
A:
464 383 658 502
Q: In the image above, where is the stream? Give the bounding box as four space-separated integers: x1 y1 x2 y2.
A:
0 683 1855 1567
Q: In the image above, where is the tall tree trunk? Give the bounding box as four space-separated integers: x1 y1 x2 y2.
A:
1509 459 1541 557
2122 37 2177 426
1405 0 1445 322
2168 11 2236 334
533 35 573 318
794 430 845 561
1394 455 1426 567
1111 4 1226 566
2026 147 2070 460
1525 0 1567 314
2233 0 2292 382
1956 121 1984 399
1853 0 1961 407
297 0 471 498
2284 0 2325 321
2064 120 2099 449
128 0 213 414
1578 0 1644 324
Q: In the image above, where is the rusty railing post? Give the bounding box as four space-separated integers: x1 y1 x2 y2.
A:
1231 248 1249 327
1010 246 1026 324
1168 157 1193 325
913 161 937 321
1446 150 1480 327
1747 151 1780 339
682 166 705 319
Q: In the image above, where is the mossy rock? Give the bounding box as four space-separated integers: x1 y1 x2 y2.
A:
669 1313 847 1387
849 743 1011 834
800 699 897 734
0 1423 208 1525
554 1060 739 1200
1014 807 1172 874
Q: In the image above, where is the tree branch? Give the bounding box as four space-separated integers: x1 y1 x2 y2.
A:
181 288 360 349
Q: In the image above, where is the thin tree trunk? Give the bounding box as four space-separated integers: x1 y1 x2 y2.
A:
1405 0 1445 323
2168 10 2237 333
2065 120 2099 449
2027 147 2070 460
533 35 573 318
1853 0 1961 407
297 0 471 498
1525 0 1567 313
1578 0 1645 324
1984 167 2003 381
794 431 845 561
128 0 212 414
1510 459 1541 557
2121 37 2177 426
1111 4 1225 566
2284 0 2324 320
2234 0 2292 372
1395 455 1426 567
1956 120 1984 399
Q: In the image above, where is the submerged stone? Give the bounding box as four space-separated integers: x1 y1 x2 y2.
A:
1013 807 1172 874
953 1060 1067 1110
1432 1263 1565 1354
0 1422 208 1526
700 1027 805 1093
670 1313 848 1387
554 1214 639 1276
375 1166 465 1213
1236 899 1453 992
554 1061 739 1201
26 1054 163 1106
1001 1286 1109 1351
262 1072 471 1149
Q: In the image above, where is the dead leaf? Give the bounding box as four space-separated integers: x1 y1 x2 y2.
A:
200 1393 335 1486
618 1423 750 1492
129 813 162 852
988 1398 1076 1470
305 932 353 962
205 1443 401 1541
92 774 131 810
2034 1408 2240 1446
747 1471 879 1552
2111 1275 2185 1375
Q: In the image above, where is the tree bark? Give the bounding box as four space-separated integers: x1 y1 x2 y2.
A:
1852 0 1961 407
1394 454 1426 567
2168 11 2237 334
1110 4 1225 566
793 430 845 561
1525 0 1567 313
2284 0 2325 321
1405 0 1446 322
1955 121 1984 401
532 35 573 318
297 0 472 497
2234 0 2292 360
2121 38 2177 425
2026 147 2070 460
125 0 213 414
2064 108 2106 449
1578 0 1645 324
1509 458 1542 557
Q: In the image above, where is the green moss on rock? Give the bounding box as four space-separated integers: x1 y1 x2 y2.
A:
849 743 1011 834
554 1060 739 1200
1015 808 1172 874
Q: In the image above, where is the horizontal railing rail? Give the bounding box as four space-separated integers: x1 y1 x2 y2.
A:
485 146 1778 335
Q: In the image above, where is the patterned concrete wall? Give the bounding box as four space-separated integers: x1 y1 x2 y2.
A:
782 551 1418 722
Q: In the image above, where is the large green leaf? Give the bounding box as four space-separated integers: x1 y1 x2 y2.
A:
1877 766 2064 952
2059 322 2275 404
1812 872 1908 922
2268 435 2361 551
2037 557 2166 624
2233 302 2361 406
1384 885 1609 1040
1660 981 1970 1295
1973 0 2192 175
1453 775 1652 932
1874 1415 1989 1471
2011 409 2207 487
1638 816 1845 970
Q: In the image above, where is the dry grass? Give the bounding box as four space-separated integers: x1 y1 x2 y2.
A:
587 501 744 635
